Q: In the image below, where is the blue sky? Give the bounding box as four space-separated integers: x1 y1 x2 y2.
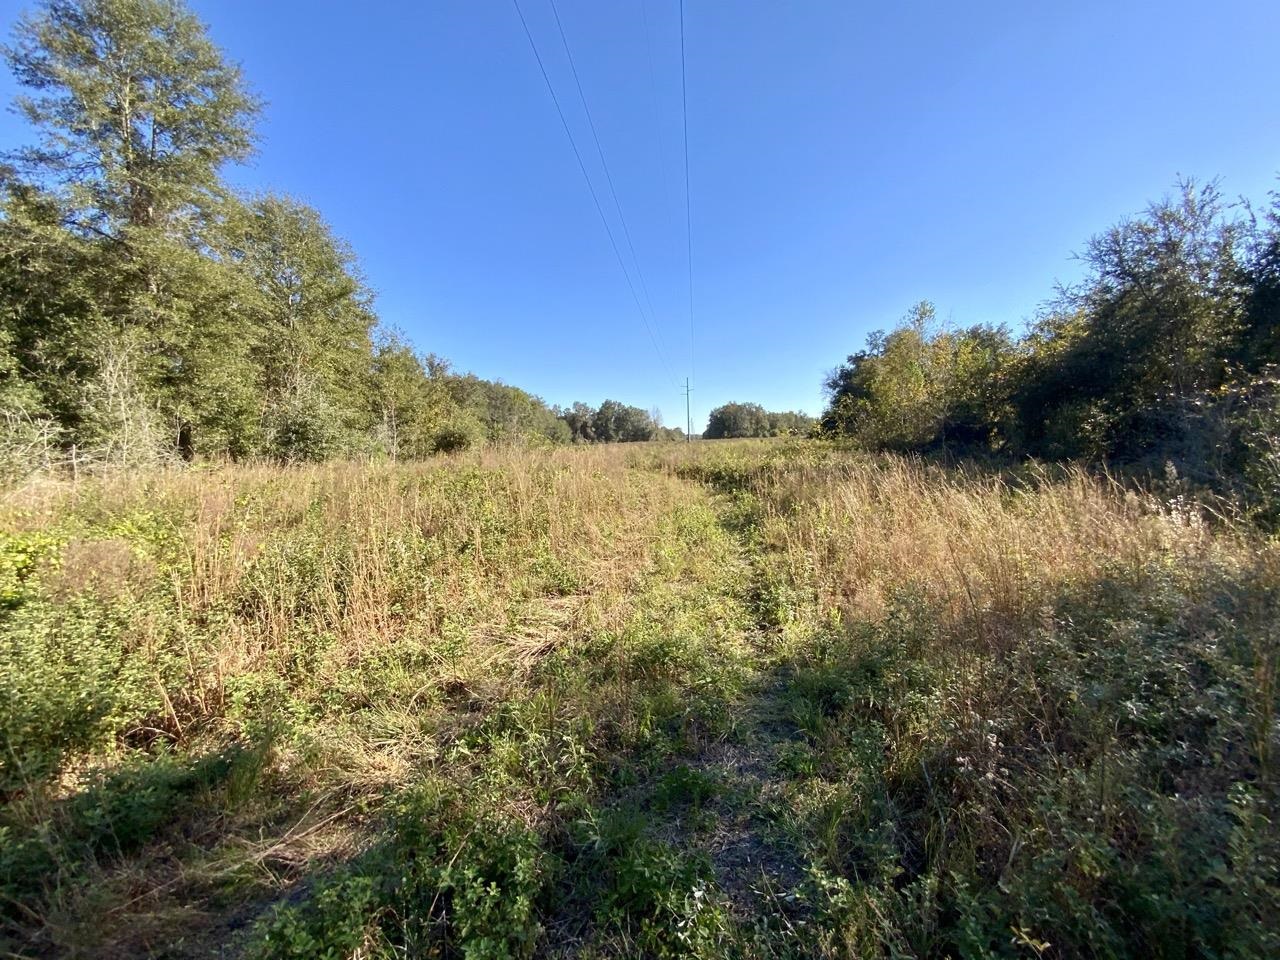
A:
1 1 1277 428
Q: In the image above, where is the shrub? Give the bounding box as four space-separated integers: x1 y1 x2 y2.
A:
0 594 162 792
251 782 549 960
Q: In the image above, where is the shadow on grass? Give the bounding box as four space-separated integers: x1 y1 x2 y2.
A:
1 739 275 956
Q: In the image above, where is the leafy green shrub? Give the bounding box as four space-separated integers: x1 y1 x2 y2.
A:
433 420 483 454
651 765 719 814
251 781 549 960
236 522 347 625
0 530 61 609
263 380 349 463
780 558 1280 959
0 594 162 791
250 873 383 960
573 808 727 957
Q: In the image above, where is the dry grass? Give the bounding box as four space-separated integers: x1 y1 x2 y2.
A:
757 457 1231 623
1 441 1275 958
2 446 713 955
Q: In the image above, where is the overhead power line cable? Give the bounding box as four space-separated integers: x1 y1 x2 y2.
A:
678 0 696 395
510 0 678 389
546 0 673 370
640 0 678 256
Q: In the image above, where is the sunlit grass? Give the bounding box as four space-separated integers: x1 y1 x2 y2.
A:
1 441 1275 958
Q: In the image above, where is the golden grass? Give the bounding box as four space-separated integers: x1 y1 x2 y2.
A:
753 457 1235 627
3 441 1274 958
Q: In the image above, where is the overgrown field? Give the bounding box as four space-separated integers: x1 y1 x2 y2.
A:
1 442 1276 958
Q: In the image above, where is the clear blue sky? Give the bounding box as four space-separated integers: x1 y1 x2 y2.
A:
2 1 1278 428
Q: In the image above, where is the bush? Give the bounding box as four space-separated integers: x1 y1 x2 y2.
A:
0 594 163 792
251 782 549 960
433 419 484 454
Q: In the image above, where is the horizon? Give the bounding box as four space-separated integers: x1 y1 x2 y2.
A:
2 0 1277 428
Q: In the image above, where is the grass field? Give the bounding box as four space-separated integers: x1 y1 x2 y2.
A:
1 441 1276 958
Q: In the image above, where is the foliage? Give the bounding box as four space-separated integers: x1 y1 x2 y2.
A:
251 783 548 960
1 590 165 792
820 180 1280 516
0 2 1276 956
703 402 815 439
557 399 682 444
5 0 259 232
0 0 585 471
822 301 1017 452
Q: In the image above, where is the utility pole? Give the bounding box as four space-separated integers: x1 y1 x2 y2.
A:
683 378 693 443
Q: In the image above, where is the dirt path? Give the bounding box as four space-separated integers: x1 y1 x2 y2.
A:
635 478 811 929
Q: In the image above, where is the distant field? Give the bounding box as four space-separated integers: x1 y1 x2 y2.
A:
2 442 1276 958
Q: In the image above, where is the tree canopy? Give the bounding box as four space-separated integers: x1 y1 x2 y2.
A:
0 0 641 471
703 402 814 439
556 400 682 444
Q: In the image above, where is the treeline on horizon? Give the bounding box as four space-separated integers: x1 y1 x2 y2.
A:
703 402 814 439
2 0 1278 514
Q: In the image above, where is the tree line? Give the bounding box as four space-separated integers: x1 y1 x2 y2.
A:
820 178 1280 520
0 0 697 476
559 401 684 443
703 402 814 439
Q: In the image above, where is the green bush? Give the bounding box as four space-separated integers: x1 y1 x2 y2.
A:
0 530 61 609
783 562 1280 959
573 807 727 957
251 781 549 960
0 594 162 792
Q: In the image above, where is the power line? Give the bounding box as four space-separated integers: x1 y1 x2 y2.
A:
640 0 678 260
546 0 674 375
510 0 677 389
678 0 696 398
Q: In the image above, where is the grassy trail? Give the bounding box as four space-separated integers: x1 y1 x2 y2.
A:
601 475 808 934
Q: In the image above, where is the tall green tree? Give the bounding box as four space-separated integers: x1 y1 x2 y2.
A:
1238 189 1280 369
560 402 597 443
370 333 453 459
819 176 1280 522
822 303 1015 452
3 0 262 461
224 195 376 460
1014 180 1249 459
704 402 814 439
704 402 769 439
6 0 258 236
591 400 656 443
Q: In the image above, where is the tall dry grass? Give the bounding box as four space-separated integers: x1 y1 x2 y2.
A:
3 446 690 729
667 445 1279 958
3 441 1276 959
753 457 1237 626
